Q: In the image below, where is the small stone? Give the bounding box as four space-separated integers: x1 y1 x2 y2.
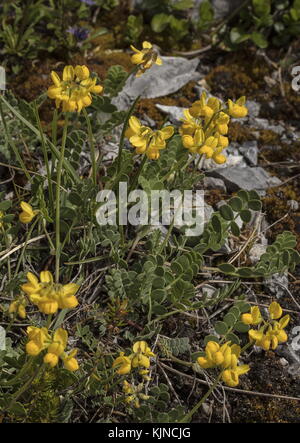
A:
279 358 289 367
287 200 299 211
239 141 258 166
264 273 288 298
203 176 226 192
155 104 185 125
112 56 201 110
246 100 261 118
249 243 267 264
207 166 282 192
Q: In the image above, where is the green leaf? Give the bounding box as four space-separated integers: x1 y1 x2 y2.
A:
151 13 170 33
219 204 234 221
215 321 228 335
68 192 83 206
223 313 236 327
218 263 236 273
211 214 222 233
234 321 250 333
237 190 249 201
226 332 240 345
248 200 262 211
230 221 241 236
230 27 250 44
229 197 243 212
237 267 254 277
0 200 12 211
240 209 252 223
251 31 268 48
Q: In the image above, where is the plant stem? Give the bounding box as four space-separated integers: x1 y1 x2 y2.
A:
34 102 54 212
55 114 69 283
179 373 222 423
0 98 31 182
116 95 140 176
83 108 97 185
129 154 147 193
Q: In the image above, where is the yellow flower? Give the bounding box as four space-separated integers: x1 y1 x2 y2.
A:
113 352 132 375
221 365 250 387
123 380 134 394
180 109 203 137
228 97 248 118
182 128 205 154
198 341 240 370
8 298 27 319
241 306 262 325
125 116 173 159
130 41 162 77
62 349 79 371
269 301 283 320
19 202 38 224
26 327 51 356
21 271 79 315
189 92 221 120
25 326 78 370
131 341 156 370
214 112 230 135
249 312 290 351
47 65 103 113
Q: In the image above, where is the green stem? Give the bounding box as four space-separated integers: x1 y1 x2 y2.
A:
14 216 40 277
179 373 222 423
34 102 54 212
55 114 69 283
0 99 31 182
7 363 44 412
129 155 147 193
83 108 97 185
117 95 140 176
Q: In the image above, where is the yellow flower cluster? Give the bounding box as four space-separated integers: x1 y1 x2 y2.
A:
130 41 162 77
19 202 38 224
47 65 103 113
26 327 79 371
180 92 248 164
9 296 27 319
243 302 290 351
197 341 250 387
125 116 174 160
21 271 79 315
112 341 155 380
122 380 150 408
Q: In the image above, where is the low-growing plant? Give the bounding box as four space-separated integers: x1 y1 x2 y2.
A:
0 39 299 423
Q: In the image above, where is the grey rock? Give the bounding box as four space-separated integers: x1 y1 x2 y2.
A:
112 56 201 110
246 100 261 118
207 166 282 192
264 272 289 298
249 243 267 264
239 140 258 166
203 176 226 192
287 200 299 211
201 284 216 300
252 117 285 135
155 104 185 125
276 337 300 377
203 152 246 170
212 0 241 18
